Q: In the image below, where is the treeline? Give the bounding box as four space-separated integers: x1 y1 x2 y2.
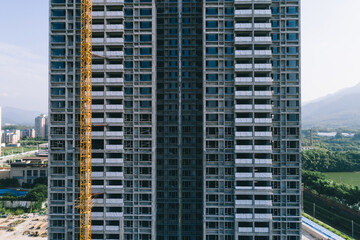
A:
302 148 360 172
303 170 360 207
0 184 47 202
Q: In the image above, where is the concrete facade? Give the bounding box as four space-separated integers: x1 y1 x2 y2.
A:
49 0 301 239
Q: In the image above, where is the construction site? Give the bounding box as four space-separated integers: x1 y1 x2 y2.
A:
0 214 47 239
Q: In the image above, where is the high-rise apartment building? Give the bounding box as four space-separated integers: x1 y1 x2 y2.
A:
35 114 48 139
49 0 301 239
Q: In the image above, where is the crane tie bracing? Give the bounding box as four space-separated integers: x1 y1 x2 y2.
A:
79 0 92 240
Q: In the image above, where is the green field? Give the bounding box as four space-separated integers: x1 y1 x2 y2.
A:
323 172 360 187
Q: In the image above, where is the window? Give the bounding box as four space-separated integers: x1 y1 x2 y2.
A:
140 35 152 41
206 60 218 68
52 22 65 30
125 22 133 29
206 21 218 28
140 48 151 55
52 35 65 43
140 22 152 29
124 9 133 16
140 9 151 15
206 8 218 15
140 61 152 68
140 74 151 81
206 34 218 41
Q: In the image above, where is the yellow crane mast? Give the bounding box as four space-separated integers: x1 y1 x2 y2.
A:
79 0 93 240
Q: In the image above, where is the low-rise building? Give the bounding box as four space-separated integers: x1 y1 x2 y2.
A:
10 156 48 186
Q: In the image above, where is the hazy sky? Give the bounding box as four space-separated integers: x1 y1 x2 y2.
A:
0 0 360 112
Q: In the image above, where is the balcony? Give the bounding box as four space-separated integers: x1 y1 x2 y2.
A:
106 64 124 70
92 24 104 30
105 145 124 150
235 91 252 96
92 78 104 83
254 64 272 69
254 118 272 123
92 118 104 123
106 118 124 123
235 50 252 56
106 105 123 110
106 172 124 177
254 145 272 151
254 50 272 55
235 159 252 164
255 227 270 233
106 51 124 57
254 105 272 110
106 24 124 30
235 132 252 137
106 131 124 137
235 118 252 123
92 64 104 70
91 212 103 217
235 77 252 83
236 173 252 178
235 23 252 29
106 11 124 17
254 36 272 42
254 172 272 178
92 105 104 110
236 145 253 151
106 38 124 44
254 23 271 29
106 199 123 204
106 158 124 164
254 91 272 96
92 91 104 97
255 159 272 164
235 37 252 43
254 131 272 137
92 38 104 43
254 214 272 219
235 64 252 69
235 200 252 205
105 212 123 217
92 158 104 164
235 10 252 15
106 91 124 97
235 214 252 219
235 104 252 110
254 10 272 15
91 226 104 231
92 131 104 137
254 200 272 206
92 172 104 177
106 226 120 231
107 78 124 83
238 227 253 233
254 77 272 82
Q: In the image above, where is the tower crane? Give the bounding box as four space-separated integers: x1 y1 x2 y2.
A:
79 0 93 240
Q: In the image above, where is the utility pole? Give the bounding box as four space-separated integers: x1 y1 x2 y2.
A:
313 203 315 217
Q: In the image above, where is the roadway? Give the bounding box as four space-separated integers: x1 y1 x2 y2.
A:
302 216 345 240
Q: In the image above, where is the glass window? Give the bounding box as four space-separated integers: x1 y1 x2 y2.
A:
140 61 152 68
140 74 151 82
140 22 152 29
140 9 152 15
140 48 151 55
206 8 218 15
140 35 152 41
206 61 218 68
52 35 65 43
206 34 218 41
206 21 218 28
206 48 217 55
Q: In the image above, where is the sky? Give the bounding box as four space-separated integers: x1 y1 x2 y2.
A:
0 0 360 112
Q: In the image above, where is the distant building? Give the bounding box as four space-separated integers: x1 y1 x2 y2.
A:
0 106 2 156
20 129 36 139
2 129 21 144
35 114 48 139
10 156 48 186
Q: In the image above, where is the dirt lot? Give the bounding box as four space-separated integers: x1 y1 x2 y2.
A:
0 213 47 239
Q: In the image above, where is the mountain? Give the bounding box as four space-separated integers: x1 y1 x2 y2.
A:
1 106 43 126
302 83 360 129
